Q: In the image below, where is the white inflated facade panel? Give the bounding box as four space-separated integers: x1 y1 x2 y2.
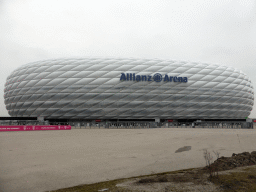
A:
4 58 254 119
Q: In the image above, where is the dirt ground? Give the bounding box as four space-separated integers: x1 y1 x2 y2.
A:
113 151 256 192
1 128 256 192
112 166 256 192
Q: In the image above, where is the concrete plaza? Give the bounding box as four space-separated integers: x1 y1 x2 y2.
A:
0 128 255 192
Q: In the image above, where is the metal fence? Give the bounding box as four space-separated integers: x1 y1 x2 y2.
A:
70 122 254 129
1 120 254 129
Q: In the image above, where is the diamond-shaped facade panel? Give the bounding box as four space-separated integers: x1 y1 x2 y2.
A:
4 58 254 119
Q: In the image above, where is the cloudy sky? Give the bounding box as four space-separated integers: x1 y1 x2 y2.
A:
0 0 255 117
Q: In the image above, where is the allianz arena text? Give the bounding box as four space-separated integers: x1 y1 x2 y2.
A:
4 58 254 121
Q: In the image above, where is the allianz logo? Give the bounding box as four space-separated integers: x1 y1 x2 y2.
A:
120 73 188 82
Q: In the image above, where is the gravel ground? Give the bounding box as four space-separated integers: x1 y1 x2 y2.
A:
0 128 255 192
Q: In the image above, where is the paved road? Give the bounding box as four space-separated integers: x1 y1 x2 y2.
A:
0 128 255 192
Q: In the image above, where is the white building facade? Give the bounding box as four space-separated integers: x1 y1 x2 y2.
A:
4 58 254 120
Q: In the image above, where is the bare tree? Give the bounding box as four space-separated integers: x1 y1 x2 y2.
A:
203 149 214 177
213 150 220 177
203 149 220 178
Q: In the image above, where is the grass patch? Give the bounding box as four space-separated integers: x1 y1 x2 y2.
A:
48 166 256 192
47 178 132 192
210 166 256 192
47 168 196 192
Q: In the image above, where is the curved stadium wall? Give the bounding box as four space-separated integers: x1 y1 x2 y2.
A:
4 58 254 119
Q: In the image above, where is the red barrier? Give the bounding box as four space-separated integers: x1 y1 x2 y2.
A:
0 125 71 132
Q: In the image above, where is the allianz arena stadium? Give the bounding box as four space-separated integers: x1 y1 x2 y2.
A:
3 58 254 127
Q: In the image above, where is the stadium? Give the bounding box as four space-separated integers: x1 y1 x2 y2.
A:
3 58 254 128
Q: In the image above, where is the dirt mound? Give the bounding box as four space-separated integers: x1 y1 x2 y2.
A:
206 151 256 172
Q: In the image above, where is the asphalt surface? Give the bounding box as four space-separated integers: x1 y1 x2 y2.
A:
0 128 255 192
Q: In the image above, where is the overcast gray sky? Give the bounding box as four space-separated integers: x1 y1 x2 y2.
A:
0 0 255 117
